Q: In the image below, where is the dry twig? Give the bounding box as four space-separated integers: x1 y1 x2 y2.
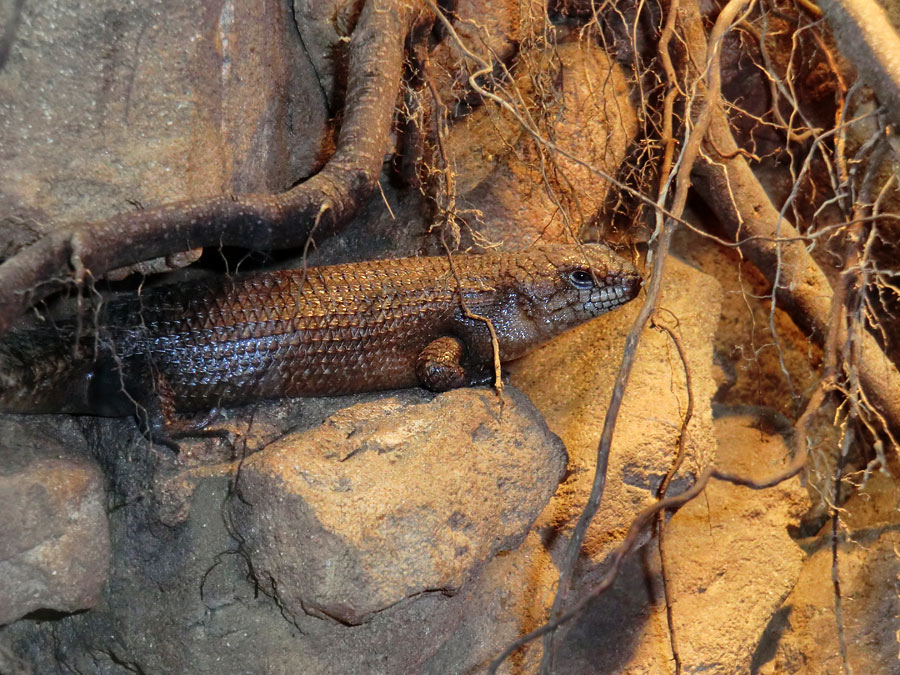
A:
692 80 900 458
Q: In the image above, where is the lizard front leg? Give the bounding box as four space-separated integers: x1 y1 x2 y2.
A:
415 336 494 392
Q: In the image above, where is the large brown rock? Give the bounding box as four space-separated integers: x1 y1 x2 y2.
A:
510 257 721 560
0 386 569 675
229 386 568 625
549 412 810 674
651 413 810 671
0 417 109 625
0 0 328 256
497 256 721 666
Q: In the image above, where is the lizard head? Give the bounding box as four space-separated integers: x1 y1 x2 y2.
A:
536 241 642 317
484 242 642 361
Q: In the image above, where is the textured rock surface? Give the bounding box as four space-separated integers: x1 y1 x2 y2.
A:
771 470 900 674
0 388 569 674
453 42 638 248
497 256 721 666
654 413 809 671
229 386 568 625
551 412 810 674
0 417 109 625
0 0 327 255
510 257 721 560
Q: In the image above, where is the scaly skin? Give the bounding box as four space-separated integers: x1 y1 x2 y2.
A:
0 243 641 427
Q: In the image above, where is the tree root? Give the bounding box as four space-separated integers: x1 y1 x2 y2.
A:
692 105 900 462
819 0 900 131
0 0 420 336
662 0 900 459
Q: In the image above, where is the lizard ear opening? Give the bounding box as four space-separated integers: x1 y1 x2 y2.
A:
566 268 595 290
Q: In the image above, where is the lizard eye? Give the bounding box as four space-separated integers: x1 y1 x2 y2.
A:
567 268 595 290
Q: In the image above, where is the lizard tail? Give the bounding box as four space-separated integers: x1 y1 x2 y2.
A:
0 322 96 414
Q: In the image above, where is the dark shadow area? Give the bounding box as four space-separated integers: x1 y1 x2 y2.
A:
550 546 660 673
750 604 793 674
21 607 87 622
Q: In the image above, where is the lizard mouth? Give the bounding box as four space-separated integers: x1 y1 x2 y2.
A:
623 271 643 300
587 274 642 313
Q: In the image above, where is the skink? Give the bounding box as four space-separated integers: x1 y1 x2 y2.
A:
0 243 641 436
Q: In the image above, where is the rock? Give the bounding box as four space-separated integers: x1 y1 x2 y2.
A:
0 387 569 674
769 470 900 674
652 412 810 671
496 256 721 665
510 257 721 561
3 471 525 675
455 42 638 248
420 527 559 674
670 225 824 423
0 0 327 255
229 386 568 625
550 411 810 674
0 417 109 625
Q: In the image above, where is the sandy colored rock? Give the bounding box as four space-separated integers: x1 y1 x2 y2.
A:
0 417 109 625
229 386 568 625
454 42 637 248
510 256 721 564
654 413 810 672
670 225 824 423
549 411 810 674
770 470 900 674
